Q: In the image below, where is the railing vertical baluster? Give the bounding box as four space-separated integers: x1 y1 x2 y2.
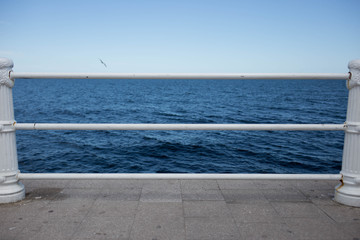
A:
335 59 360 207
0 58 25 203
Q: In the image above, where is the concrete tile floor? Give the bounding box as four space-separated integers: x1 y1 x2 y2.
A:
1 179 359 240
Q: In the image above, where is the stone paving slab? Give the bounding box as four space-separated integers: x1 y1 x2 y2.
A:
140 180 182 202
0 179 359 240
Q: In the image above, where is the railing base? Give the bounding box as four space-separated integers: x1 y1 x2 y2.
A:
0 182 25 204
334 191 360 207
334 175 360 207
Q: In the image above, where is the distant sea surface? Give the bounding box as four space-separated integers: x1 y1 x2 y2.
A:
13 79 347 173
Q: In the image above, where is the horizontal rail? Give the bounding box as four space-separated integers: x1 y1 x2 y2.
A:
10 72 350 80
14 123 346 131
18 173 342 180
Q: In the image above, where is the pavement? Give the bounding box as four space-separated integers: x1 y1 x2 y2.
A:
1 179 360 240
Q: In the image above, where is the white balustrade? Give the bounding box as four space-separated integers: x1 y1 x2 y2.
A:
0 57 359 207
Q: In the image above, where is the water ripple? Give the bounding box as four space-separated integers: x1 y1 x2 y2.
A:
13 79 347 173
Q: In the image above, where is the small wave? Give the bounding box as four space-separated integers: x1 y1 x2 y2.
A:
14 79 346 174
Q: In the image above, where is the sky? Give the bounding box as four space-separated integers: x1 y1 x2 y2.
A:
0 0 359 73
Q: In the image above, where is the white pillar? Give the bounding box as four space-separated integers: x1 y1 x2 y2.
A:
0 58 25 203
335 59 360 207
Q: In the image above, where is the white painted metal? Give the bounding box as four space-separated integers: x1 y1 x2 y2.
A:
4 57 360 207
14 123 346 131
10 72 349 80
18 173 342 180
335 59 360 207
0 58 25 203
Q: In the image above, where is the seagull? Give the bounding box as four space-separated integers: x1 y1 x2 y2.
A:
99 58 107 68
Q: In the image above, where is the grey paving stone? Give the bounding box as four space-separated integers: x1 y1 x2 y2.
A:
72 238 124 240
144 179 181 189
131 215 185 240
323 180 341 188
37 201 91 219
271 201 330 218
287 180 337 190
21 180 71 188
16 216 84 240
72 216 134 240
337 223 360 239
88 201 138 217
140 190 182 202
285 218 350 240
217 180 256 190
0 217 35 240
185 217 240 240
262 188 310 202
182 188 224 201
136 202 183 217
228 203 284 223
131 216 185 240
318 204 360 223
25 187 64 202
221 189 268 204
100 188 142 201
131 202 185 240
183 200 231 218
67 180 112 189
1 179 359 240
253 180 296 189
300 188 338 206
237 223 293 240
0 200 47 220
103 179 144 189
72 237 122 240
181 180 219 190
50 188 101 204
141 180 182 202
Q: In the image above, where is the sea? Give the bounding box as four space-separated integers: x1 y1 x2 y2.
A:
13 78 348 174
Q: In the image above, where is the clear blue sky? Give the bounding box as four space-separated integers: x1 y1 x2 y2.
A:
1 0 359 73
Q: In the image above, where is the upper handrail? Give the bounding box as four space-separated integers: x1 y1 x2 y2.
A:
10 72 350 80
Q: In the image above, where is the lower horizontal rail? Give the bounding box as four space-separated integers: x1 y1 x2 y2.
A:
14 123 346 131
18 173 342 180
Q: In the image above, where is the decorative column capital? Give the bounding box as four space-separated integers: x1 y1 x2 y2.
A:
0 58 14 88
348 59 360 89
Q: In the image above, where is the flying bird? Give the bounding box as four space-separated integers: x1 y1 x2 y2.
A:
99 58 107 68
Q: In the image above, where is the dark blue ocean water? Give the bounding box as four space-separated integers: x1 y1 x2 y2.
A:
13 79 348 173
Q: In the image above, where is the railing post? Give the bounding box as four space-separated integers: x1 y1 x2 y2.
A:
335 59 360 207
0 58 25 203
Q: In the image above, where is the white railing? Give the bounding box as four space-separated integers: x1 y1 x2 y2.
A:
0 57 359 207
